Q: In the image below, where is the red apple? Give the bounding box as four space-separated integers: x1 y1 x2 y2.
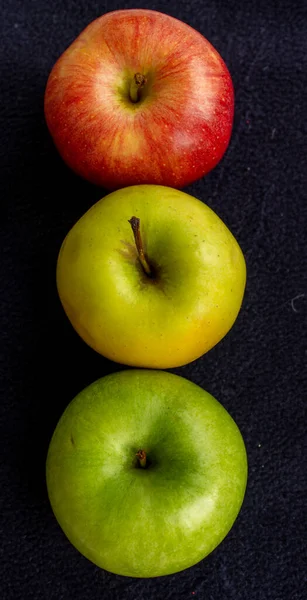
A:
44 9 234 190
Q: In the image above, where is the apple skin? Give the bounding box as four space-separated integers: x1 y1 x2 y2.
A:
56 185 246 369
44 9 234 190
46 369 248 578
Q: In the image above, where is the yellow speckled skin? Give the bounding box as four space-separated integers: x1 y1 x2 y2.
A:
56 185 246 368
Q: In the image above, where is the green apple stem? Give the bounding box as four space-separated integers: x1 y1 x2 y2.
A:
129 216 152 276
129 73 147 103
136 449 147 468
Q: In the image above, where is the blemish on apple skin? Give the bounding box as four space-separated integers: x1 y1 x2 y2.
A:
70 434 75 447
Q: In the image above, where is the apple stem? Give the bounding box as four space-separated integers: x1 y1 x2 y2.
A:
129 73 147 103
136 449 147 468
129 217 152 276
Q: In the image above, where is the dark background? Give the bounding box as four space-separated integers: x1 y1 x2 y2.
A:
1 0 306 598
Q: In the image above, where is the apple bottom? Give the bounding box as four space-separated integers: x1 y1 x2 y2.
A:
46 370 247 577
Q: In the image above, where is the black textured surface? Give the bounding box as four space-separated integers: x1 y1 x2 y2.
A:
1 1 307 598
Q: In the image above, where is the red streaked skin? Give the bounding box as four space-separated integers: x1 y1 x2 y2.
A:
44 9 234 190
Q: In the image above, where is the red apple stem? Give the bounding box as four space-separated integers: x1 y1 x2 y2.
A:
136 449 147 468
128 217 152 276
129 73 147 103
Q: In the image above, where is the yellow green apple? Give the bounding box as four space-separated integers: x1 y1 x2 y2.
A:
56 185 246 368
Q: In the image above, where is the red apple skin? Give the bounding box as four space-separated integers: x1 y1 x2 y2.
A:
44 9 234 190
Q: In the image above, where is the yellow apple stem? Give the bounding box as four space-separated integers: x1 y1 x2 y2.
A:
129 216 152 276
136 449 147 468
129 73 147 103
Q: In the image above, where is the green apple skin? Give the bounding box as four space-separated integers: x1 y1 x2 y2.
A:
46 370 248 578
56 185 246 368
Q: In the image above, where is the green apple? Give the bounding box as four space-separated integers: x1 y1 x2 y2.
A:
56 185 246 368
46 369 247 578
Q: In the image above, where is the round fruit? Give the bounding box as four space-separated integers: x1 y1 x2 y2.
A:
46 369 248 577
56 185 246 368
44 9 234 189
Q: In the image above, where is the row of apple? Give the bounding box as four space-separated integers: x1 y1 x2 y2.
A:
45 9 248 578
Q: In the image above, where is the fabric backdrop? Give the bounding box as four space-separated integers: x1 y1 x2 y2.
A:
1 0 306 598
